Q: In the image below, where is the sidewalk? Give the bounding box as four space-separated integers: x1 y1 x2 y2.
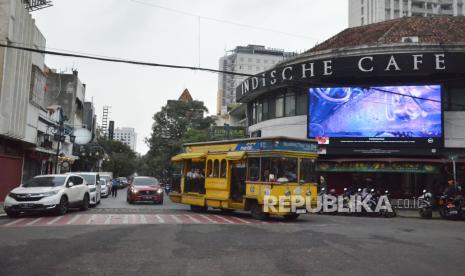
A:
395 208 440 219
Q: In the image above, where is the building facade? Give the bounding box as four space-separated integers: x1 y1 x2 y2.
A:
113 127 137 152
217 45 296 116
236 16 465 200
349 0 465 27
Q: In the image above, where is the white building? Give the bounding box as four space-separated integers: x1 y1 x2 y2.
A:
349 0 465 27
217 45 295 116
113 127 137 152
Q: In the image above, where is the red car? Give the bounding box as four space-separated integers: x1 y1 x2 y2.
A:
126 177 164 204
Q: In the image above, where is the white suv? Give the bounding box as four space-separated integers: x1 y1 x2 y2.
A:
3 174 90 218
70 172 101 207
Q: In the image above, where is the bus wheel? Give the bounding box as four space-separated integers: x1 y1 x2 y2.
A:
190 205 207 213
283 214 300 221
251 203 269 221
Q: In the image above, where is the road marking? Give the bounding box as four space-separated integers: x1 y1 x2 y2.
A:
170 215 182 223
86 214 97 224
200 214 218 224
25 217 42 226
214 215 234 224
155 214 165 223
5 218 25 227
123 215 129 224
66 214 82 225
231 217 252 224
185 214 200 223
140 215 147 224
47 216 63 225
104 215 112 224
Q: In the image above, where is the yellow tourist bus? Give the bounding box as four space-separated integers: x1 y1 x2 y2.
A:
169 137 318 220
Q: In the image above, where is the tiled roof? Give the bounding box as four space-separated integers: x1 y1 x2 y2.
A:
178 88 193 102
309 16 465 53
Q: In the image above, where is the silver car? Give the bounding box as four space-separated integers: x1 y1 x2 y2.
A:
68 172 101 207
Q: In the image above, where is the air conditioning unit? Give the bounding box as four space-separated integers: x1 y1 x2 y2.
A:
401 36 419 43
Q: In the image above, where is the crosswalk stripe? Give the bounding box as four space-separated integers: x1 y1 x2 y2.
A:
155 214 165 223
86 214 97 224
140 215 147 224
26 217 42 226
231 217 252 224
104 215 112 224
66 214 82 225
170 214 182 223
123 215 129 224
185 214 200 223
47 216 63 225
214 215 234 224
200 214 218 224
5 218 25 227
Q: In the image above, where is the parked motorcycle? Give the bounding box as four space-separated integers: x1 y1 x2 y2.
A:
380 190 396 218
438 195 462 220
418 189 433 219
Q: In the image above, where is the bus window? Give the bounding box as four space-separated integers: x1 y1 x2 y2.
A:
213 160 219 177
184 161 206 193
264 157 297 182
300 159 316 183
220 159 227 178
207 160 212 177
247 158 260 181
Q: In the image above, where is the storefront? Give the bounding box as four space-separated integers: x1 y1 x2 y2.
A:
236 16 465 199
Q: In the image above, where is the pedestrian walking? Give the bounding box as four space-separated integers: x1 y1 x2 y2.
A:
111 179 119 197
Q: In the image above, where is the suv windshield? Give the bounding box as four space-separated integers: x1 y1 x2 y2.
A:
133 178 159 186
23 176 66 187
75 174 96 185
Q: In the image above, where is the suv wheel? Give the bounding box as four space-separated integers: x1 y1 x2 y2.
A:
55 196 68 216
80 194 90 211
6 210 20 218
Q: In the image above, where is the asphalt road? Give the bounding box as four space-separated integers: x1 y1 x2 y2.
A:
93 187 188 213
1 196 465 276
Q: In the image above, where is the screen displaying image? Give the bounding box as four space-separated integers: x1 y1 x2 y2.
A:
308 85 442 146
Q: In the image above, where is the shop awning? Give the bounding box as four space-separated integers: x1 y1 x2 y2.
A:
171 152 206 162
225 151 246 160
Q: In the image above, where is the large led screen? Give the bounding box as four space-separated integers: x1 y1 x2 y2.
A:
308 85 443 147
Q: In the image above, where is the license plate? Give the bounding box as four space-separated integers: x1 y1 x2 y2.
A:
142 196 152 200
449 210 458 215
296 209 306 214
20 204 34 209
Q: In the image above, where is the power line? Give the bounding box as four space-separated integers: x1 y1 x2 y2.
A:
0 43 256 78
129 0 315 40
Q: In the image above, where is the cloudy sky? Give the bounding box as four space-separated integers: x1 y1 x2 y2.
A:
32 0 348 154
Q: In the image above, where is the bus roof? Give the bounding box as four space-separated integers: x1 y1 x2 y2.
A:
183 136 316 147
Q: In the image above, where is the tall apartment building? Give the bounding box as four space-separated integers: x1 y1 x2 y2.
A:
217 45 295 116
113 127 137 152
349 0 465 27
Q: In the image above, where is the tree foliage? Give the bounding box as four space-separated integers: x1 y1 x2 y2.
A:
99 139 138 178
142 100 214 178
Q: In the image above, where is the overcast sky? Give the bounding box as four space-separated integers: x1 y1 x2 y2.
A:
32 0 348 154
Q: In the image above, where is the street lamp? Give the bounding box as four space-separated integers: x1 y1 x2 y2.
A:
46 117 76 174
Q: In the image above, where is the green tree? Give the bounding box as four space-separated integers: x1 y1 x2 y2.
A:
144 99 214 178
99 139 138 178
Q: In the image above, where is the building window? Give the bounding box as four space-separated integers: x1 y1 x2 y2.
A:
275 94 284 118
446 87 465 111
264 60 268 64
256 59 261 63
285 92 296 117
248 58 252 62
296 92 307 115
257 101 263 122
252 102 257 124
262 98 269 121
